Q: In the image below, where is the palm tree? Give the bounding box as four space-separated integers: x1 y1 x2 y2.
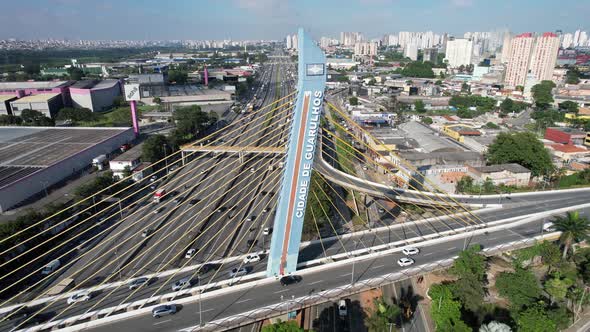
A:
552 211 590 259
364 297 400 332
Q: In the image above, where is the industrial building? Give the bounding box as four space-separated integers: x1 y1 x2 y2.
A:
0 127 134 212
69 80 122 112
9 93 64 118
0 95 18 115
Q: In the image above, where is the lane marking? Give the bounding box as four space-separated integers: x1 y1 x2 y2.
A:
196 308 215 314
447 246 457 251
308 280 324 285
274 288 291 294
235 298 252 304
423 252 433 256
371 264 385 270
153 319 172 326
340 272 352 277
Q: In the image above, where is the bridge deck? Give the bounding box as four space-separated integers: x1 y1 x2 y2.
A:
181 144 286 154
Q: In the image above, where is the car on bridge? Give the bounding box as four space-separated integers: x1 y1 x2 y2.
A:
402 247 420 256
128 277 150 290
279 275 302 286
185 248 197 259
67 291 92 304
171 277 193 291
229 267 248 278
152 304 177 318
243 254 261 264
397 257 415 267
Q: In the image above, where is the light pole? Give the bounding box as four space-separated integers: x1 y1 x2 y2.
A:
351 240 358 285
198 277 203 326
162 144 168 170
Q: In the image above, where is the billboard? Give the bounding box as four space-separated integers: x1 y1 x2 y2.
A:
267 28 327 277
124 84 141 101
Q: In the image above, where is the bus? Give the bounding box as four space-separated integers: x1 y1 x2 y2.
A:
153 189 166 203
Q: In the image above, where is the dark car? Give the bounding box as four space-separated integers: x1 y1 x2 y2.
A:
189 199 200 205
280 275 303 286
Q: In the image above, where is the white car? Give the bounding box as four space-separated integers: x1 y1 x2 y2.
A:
543 222 555 232
67 292 91 304
150 176 158 182
243 254 261 264
397 257 415 267
185 248 196 259
402 247 420 256
250 167 256 173
263 227 271 236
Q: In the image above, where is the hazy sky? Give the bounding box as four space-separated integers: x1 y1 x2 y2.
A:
1 0 588 40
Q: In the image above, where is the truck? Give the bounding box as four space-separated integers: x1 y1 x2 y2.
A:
92 155 107 170
153 189 166 203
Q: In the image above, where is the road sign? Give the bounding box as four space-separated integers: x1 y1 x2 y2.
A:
124 83 141 101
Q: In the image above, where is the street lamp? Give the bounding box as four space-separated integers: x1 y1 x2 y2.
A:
351 240 358 285
162 144 168 170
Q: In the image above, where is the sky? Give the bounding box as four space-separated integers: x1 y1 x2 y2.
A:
0 0 588 40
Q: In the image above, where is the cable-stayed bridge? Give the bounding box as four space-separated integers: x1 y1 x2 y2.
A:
1 29 590 332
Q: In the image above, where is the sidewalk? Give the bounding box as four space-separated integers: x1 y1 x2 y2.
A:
564 312 590 332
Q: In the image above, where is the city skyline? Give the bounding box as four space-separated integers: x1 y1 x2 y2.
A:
0 0 588 40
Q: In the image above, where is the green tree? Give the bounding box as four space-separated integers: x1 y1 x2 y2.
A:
479 321 512 332
461 82 470 93
167 69 188 84
500 98 515 114
400 61 435 78
152 97 162 104
552 211 590 259
566 68 580 85
449 245 487 312
435 80 443 85
545 274 574 303
414 99 426 113
531 80 556 109
558 101 579 114
422 116 433 125
173 105 214 138
56 107 96 123
349 96 359 106
67 67 84 80
531 109 565 131
364 297 401 332
0 114 23 126
484 122 500 129
74 171 115 200
20 109 54 126
516 305 557 332
429 284 471 332
261 320 306 332
486 132 553 177
456 176 474 193
142 134 169 163
496 268 542 309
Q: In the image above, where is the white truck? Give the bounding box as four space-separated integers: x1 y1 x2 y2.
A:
92 155 107 170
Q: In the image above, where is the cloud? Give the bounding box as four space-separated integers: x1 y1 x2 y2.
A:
450 0 473 7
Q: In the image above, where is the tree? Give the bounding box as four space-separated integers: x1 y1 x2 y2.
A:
435 80 443 85
67 67 84 80
531 109 565 131
500 98 515 114
545 274 574 303
479 321 512 332
142 135 169 163
364 297 401 332
495 268 542 309
0 114 23 126
20 109 54 126
531 80 556 109
414 99 426 113
456 176 474 193
552 211 590 259
484 122 500 129
173 105 214 138
167 70 188 84
349 96 359 106
368 78 377 85
152 97 162 104
461 82 470 93
516 305 557 332
422 117 433 125
400 61 435 78
261 320 306 332
56 107 96 123
428 284 471 332
74 171 115 200
566 68 581 85
558 101 579 114
449 245 487 312
486 132 553 177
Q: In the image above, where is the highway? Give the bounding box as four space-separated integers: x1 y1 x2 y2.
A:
81 210 585 332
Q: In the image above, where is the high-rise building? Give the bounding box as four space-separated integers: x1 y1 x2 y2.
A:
340 32 363 46
291 34 298 51
354 42 378 57
574 29 582 47
500 33 512 63
529 32 560 82
286 35 292 49
444 38 473 67
561 33 574 48
404 43 418 61
504 33 535 87
423 48 438 64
